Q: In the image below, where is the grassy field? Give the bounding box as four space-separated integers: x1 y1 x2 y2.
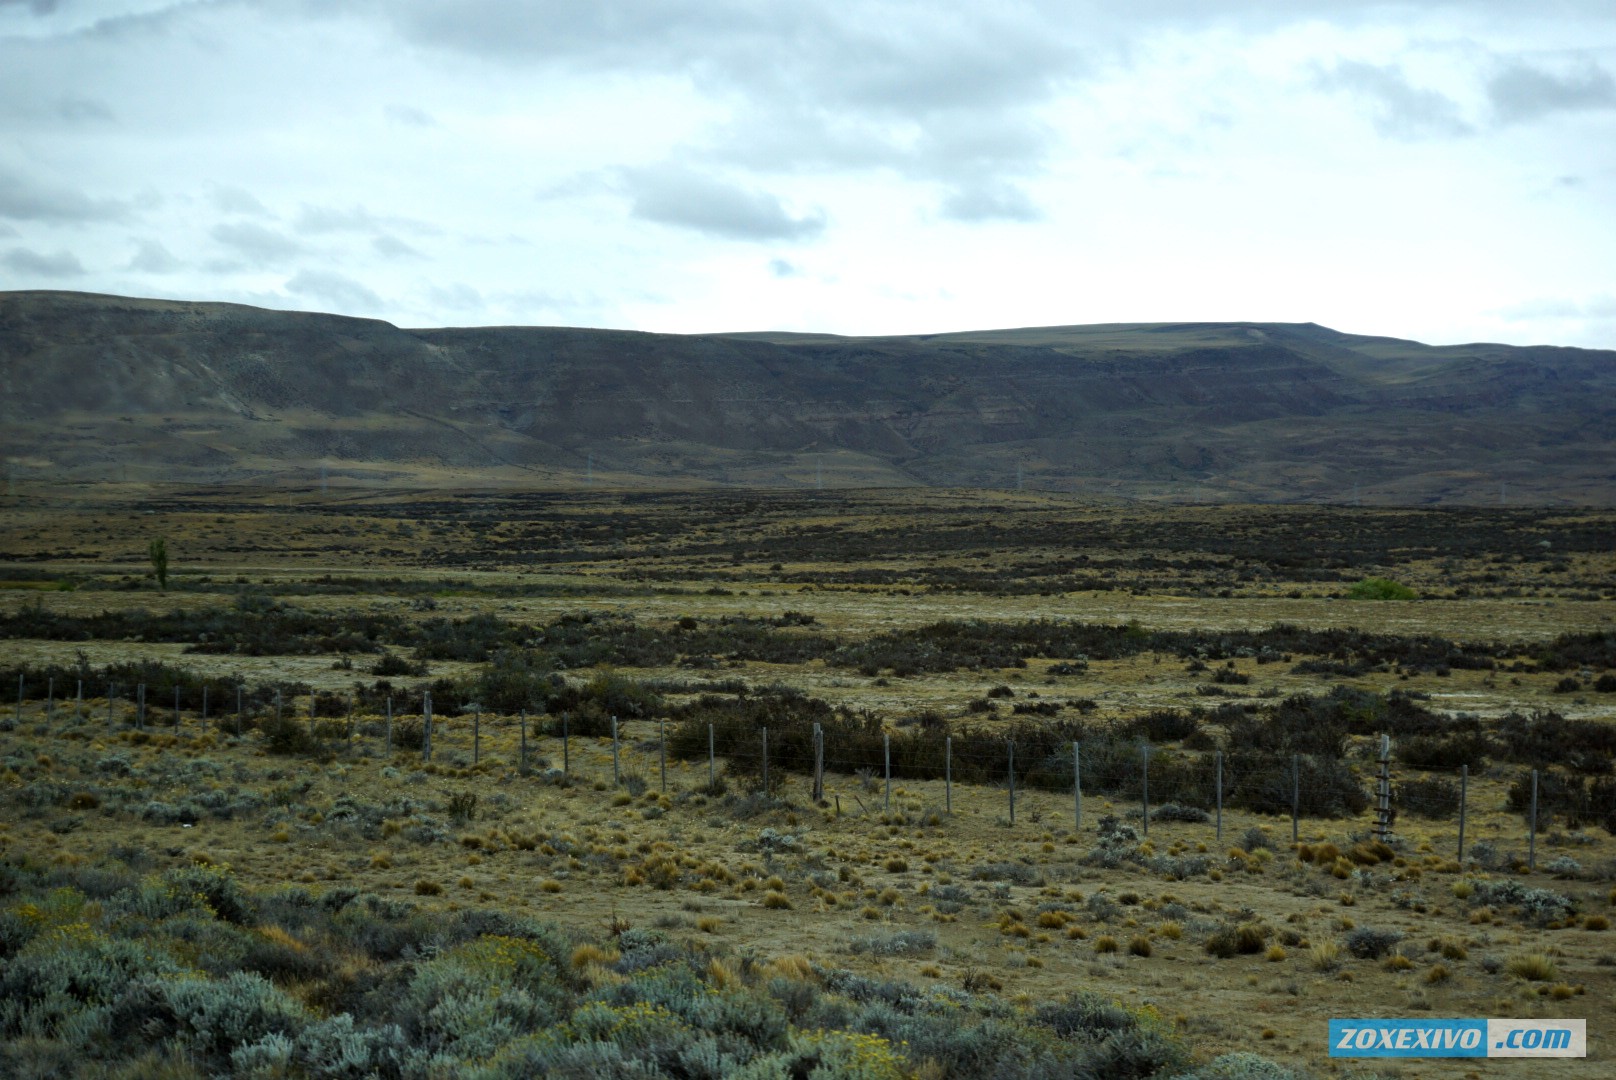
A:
2 485 1613 1078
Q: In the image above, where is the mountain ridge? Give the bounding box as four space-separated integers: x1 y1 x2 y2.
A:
2 290 1611 504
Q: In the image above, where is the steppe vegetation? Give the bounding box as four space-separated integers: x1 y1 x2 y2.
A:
2 485 1614 1078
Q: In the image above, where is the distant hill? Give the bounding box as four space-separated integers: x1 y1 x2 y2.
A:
2 290 1612 503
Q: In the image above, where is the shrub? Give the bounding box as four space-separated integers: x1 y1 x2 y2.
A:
1344 927 1402 960
1347 577 1416 600
1398 776 1460 819
1504 953 1559 981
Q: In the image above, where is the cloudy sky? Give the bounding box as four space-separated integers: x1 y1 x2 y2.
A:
2 1 1613 346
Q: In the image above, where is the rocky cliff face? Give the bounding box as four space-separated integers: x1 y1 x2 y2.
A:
2 290 1611 503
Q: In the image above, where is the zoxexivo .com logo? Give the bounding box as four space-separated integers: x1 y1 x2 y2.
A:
1329 1019 1586 1058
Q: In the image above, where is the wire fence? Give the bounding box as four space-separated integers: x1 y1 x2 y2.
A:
6 671 1576 873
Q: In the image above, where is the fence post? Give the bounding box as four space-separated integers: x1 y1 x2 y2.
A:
1074 741 1082 830
307 692 316 740
275 688 282 727
15 673 21 724
109 682 117 728
1374 734 1392 842
385 697 393 755
473 708 480 765
423 691 433 763
563 713 570 775
762 727 769 797
1529 768 1539 872
812 722 824 803
201 685 207 725
883 732 891 811
175 685 182 729
1457 764 1468 866
1140 741 1149 840
46 678 53 722
707 722 714 789
945 735 953 815
77 679 83 719
1008 741 1016 825
659 719 667 793
519 710 528 775
1291 754 1300 844
236 683 242 737
611 715 620 786
138 683 146 729
346 694 354 749
1215 750 1223 843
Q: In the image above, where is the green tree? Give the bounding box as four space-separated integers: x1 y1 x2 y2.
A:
149 537 169 591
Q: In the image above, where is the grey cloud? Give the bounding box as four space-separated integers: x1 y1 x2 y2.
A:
210 221 303 264
1488 60 1616 123
1315 60 1472 139
938 182 1042 223
622 167 825 242
769 258 801 278
55 96 116 124
2 246 84 276
0 0 62 13
424 282 484 311
372 234 423 259
295 203 436 236
127 238 182 273
385 103 437 126
211 186 272 217
0 168 129 223
286 269 384 314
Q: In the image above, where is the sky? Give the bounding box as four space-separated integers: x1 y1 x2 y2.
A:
1 1 1613 347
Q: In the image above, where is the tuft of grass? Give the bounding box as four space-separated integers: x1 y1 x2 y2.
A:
762 890 793 910
1309 941 1341 972
1266 945 1287 963
1425 963 1451 984
1584 915 1610 931
1504 954 1558 982
1093 935 1119 954
696 916 723 933
1128 935 1152 957
414 879 442 896
539 879 562 894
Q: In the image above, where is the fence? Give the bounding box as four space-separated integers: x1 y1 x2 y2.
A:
4 672 1566 872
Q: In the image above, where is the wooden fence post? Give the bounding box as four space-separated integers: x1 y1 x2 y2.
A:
707 722 714 789
883 732 891 811
1073 741 1082 830
1291 754 1300 844
385 697 392 755
1008 741 1016 825
473 708 480 765
1140 741 1149 840
138 683 146 729
1215 750 1223 843
811 722 824 803
1457 764 1468 865
611 715 619 786
423 691 433 763
1529 769 1539 872
659 719 667 793
945 735 952 815
762 727 769 797
519 710 528 775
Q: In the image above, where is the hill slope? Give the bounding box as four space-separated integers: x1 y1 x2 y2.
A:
2 290 1611 502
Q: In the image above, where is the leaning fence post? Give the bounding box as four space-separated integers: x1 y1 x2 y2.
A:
883 731 892 811
1008 741 1016 824
945 735 952 815
1073 741 1082 830
1140 741 1149 840
1215 750 1224 843
762 727 769 797
611 715 619 786
1529 768 1539 872
659 719 667 793
1291 754 1300 844
1458 764 1468 865
423 691 433 763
